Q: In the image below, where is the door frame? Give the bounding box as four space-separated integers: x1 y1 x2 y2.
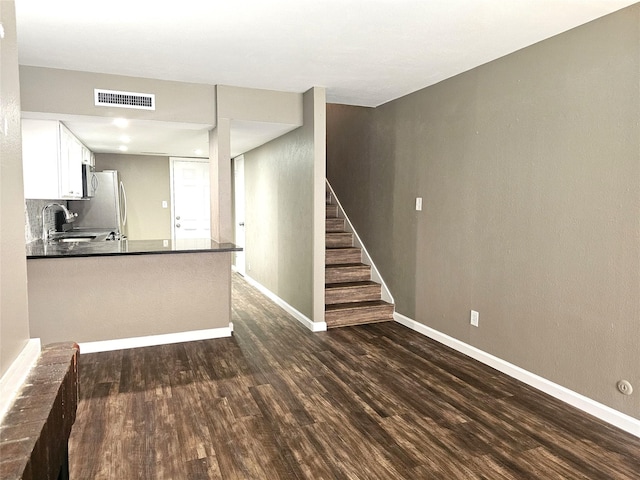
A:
169 156 210 243
233 155 246 275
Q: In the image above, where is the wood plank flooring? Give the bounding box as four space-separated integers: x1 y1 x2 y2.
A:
68 273 640 479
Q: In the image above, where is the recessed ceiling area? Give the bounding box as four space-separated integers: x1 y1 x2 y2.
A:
64 117 210 158
230 120 299 158
21 112 212 158
21 113 301 158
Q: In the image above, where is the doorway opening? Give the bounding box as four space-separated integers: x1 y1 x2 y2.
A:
233 155 246 275
170 157 210 242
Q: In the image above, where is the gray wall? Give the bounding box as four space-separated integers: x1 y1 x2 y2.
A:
19 66 216 125
0 1 31 377
244 89 325 321
327 6 639 418
95 154 172 240
28 252 231 344
217 85 303 124
212 86 304 244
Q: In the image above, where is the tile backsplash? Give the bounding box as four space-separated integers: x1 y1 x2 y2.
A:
25 199 66 243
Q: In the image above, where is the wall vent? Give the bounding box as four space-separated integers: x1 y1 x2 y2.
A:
94 89 155 110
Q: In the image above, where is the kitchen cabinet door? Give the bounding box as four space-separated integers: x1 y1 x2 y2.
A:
59 125 83 199
22 119 61 199
82 145 95 166
22 119 85 200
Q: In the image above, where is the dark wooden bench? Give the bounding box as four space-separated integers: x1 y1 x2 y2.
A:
0 342 79 480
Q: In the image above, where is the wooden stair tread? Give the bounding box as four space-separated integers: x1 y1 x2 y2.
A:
326 232 353 248
325 263 372 283
326 247 362 265
326 317 392 328
324 184 394 328
326 205 339 218
325 299 394 328
326 218 345 232
325 281 381 304
325 280 379 289
325 300 394 311
326 262 369 268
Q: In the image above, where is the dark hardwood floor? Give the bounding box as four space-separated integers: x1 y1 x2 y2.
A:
69 273 640 479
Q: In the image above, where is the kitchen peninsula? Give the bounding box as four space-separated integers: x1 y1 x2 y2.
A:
26 239 241 352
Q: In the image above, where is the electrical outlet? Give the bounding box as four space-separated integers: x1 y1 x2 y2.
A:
470 310 479 327
162 200 168 208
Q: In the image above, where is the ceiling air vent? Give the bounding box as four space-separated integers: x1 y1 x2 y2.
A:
94 89 155 110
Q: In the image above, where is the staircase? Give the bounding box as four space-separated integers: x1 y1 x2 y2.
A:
325 190 394 328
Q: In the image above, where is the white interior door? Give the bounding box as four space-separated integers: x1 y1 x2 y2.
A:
171 158 210 241
233 155 246 275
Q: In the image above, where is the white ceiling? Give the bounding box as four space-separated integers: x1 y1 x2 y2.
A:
14 0 638 156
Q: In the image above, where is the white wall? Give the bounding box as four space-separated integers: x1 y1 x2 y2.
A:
0 0 32 378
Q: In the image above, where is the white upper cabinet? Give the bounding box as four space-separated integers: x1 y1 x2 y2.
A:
59 125 84 198
81 144 95 166
22 119 88 199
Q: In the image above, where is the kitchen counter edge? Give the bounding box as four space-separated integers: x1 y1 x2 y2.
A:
26 239 242 259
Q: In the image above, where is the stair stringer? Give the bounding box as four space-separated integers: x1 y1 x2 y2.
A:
325 180 395 305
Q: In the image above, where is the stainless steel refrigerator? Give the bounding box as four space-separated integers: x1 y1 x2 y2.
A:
69 170 127 238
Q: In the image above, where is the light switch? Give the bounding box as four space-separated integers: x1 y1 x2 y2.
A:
162 201 168 208
415 197 422 211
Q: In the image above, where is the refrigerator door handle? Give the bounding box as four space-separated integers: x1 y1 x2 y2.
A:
119 181 127 227
91 173 99 194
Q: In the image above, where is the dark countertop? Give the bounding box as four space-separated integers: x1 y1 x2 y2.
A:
27 238 241 259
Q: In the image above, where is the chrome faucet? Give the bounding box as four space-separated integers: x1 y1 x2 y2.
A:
42 203 77 242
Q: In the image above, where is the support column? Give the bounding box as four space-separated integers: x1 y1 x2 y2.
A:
310 87 327 326
209 118 233 243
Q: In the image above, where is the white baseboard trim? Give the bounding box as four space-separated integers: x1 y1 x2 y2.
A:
0 338 42 422
231 265 242 275
394 312 640 438
78 326 233 354
243 274 327 332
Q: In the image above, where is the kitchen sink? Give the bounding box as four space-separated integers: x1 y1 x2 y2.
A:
50 230 116 243
56 237 96 243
